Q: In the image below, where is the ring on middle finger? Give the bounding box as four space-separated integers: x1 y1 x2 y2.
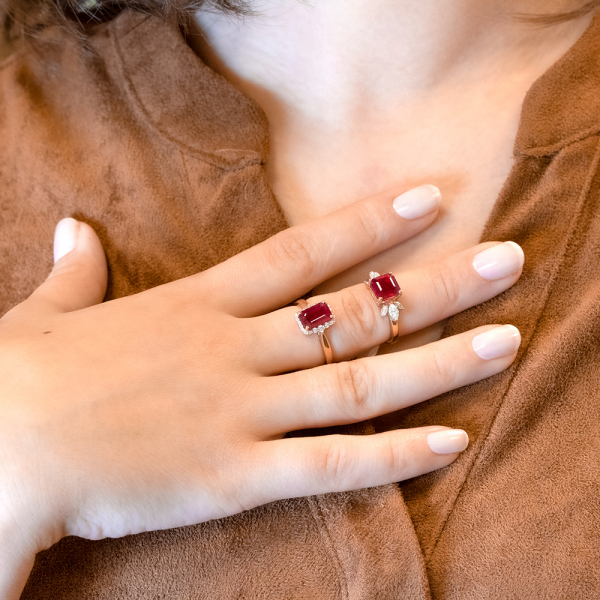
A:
365 271 404 344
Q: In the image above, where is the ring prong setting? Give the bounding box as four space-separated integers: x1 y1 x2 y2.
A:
364 271 404 320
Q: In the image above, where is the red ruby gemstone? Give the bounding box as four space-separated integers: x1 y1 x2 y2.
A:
298 302 333 331
370 273 400 301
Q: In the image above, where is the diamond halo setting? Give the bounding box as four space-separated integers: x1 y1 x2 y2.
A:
295 301 336 335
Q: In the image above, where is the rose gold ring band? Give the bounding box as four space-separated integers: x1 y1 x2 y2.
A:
294 271 403 365
387 312 400 345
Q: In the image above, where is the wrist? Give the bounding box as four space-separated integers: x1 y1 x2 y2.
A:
0 489 63 600
0 513 37 600
0 427 66 597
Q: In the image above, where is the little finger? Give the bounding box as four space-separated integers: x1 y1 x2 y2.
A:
247 426 468 504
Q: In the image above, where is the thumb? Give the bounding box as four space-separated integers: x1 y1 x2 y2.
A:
29 218 108 314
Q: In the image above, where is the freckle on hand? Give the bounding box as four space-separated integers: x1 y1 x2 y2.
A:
43 331 52 334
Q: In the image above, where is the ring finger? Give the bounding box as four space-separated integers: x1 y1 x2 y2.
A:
251 240 524 374
251 323 521 436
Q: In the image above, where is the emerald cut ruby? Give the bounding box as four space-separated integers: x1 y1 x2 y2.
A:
297 302 333 332
370 273 400 302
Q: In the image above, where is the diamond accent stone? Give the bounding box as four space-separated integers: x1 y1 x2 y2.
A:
381 305 388 317
388 304 400 320
369 271 380 279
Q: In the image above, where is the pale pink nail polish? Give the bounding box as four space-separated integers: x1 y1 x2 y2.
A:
472 325 521 360
393 185 441 220
427 429 469 454
472 242 524 280
53 218 79 263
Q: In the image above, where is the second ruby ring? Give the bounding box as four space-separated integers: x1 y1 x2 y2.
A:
365 271 404 344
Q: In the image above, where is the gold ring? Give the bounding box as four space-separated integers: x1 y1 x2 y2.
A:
295 299 336 364
364 271 404 344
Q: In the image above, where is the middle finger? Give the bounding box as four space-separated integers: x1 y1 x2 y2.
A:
250 240 524 374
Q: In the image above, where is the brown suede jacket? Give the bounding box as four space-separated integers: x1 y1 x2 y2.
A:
1 9 600 599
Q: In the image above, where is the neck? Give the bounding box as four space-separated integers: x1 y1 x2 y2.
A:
189 1 595 225
192 1 591 128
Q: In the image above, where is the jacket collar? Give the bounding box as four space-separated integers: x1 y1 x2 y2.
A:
111 12 269 169
112 9 600 162
514 10 600 157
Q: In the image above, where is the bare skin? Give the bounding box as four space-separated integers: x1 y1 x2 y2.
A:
0 188 524 598
191 0 595 350
2 0 593 596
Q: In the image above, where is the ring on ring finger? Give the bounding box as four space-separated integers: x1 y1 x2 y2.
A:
295 299 337 364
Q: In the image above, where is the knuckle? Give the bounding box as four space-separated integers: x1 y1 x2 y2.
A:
351 202 385 247
427 345 457 389
334 360 374 420
264 229 322 281
50 257 89 278
428 261 460 309
318 437 351 490
383 437 410 481
49 260 105 297
340 288 381 345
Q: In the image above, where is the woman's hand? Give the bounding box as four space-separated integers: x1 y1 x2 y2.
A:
0 185 523 598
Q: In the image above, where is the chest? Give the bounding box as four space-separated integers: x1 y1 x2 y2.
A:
266 98 521 351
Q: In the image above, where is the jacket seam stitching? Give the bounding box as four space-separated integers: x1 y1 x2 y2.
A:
109 18 262 173
428 133 600 562
307 496 350 600
516 124 600 157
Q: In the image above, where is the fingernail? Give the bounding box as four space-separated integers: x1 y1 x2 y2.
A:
393 184 441 220
472 241 524 280
472 324 521 360
427 429 469 454
53 218 79 263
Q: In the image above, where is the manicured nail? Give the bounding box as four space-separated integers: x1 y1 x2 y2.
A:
53 218 79 263
472 241 524 280
427 429 469 454
393 184 441 220
472 324 521 360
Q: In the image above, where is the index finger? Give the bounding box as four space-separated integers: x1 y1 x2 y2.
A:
196 184 441 317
